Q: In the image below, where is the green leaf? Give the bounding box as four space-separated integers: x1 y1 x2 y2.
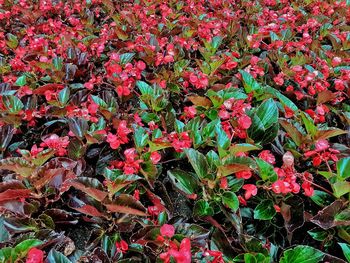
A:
91 95 108 108
14 239 43 257
337 157 350 180
332 180 350 198
265 86 298 112
167 169 199 195
15 75 27 86
244 253 257 263
136 81 153 96
307 229 328 241
206 150 220 170
239 70 262 93
218 156 255 177
0 247 14 263
67 118 89 139
211 36 223 50
339 243 350 262
256 98 278 128
2 95 24 114
301 112 317 138
134 126 149 149
222 191 239 212
58 87 70 106
53 57 63 70
254 200 276 220
119 53 135 65
6 33 18 49
216 123 230 150
255 158 277 182
184 148 210 179
248 99 279 144
310 190 334 207
229 143 261 155
279 245 324 263
47 249 72 263
193 200 214 217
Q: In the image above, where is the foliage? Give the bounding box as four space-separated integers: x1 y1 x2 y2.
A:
0 0 349 262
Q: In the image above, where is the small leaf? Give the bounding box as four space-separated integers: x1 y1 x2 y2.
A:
338 243 350 262
301 112 317 138
254 200 276 220
15 75 27 86
53 57 63 71
0 157 36 177
279 245 324 263
307 229 328 241
332 181 350 198
187 95 212 108
239 70 262 93
69 177 107 201
255 158 277 182
2 95 24 114
337 157 350 180
105 194 147 216
14 239 43 258
222 192 239 212
58 87 70 106
167 169 199 195
6 33 18 49
67 118 89 139
229 143 261 155
134 126 149 149
47 249 72 263
119 53 135 65
279 119 303 146
315 128 348 140
193 200 214 217
310 190 334 207
184 148 210 179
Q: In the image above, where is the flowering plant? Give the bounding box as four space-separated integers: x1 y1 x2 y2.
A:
0 0 349 262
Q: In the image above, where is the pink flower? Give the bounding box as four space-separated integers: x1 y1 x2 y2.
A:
106 121 132 149
236 170 252 180
160 238 191 263
40 134 69 156
160 224 175 238
237 115 252 129
258 150 275 165
26 248 44 263
150 151 161 164
242 184 257 200
106 133 120 149
315 139 329 152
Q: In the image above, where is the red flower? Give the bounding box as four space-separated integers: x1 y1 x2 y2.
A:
40 134 69 156
150 151 161 164
116 240 129 254
242 184 257 200
302 181 314 197
160 224 175 238
106 120 131 149
26 248 44 263
237 115 252 129
236 170 252 179
258 150 275 165
160 238 191 263
219 177 228 189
